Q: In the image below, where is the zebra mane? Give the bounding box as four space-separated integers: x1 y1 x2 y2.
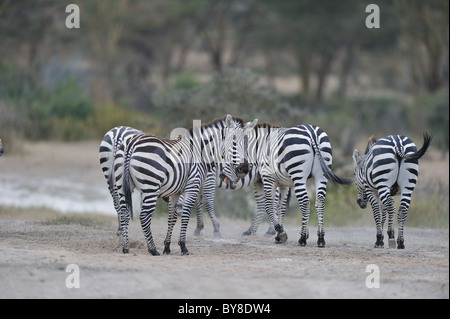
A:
204 115 244 127
365 135 377 154
254 122 279 129
186 115 245 134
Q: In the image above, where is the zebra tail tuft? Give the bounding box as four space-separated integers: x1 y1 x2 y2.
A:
406 132 432 161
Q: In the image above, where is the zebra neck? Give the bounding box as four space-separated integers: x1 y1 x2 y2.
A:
246 126 284 164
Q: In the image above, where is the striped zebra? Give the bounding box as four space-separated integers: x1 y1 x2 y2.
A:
221 124 352 247
99 124 225 237
0 138 4 156
114 115 258 255
99 126 143 233
352 133 432 249
177 164 289 237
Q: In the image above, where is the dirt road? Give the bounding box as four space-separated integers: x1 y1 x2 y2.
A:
0 216 448 299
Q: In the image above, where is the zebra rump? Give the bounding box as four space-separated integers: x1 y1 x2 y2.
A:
305 125 352 186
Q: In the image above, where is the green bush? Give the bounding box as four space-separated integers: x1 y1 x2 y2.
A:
153 68 297 129
422 89 449 153
172 71 201 90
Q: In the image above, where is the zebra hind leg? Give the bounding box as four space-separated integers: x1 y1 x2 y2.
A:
397 206 408 249
315 192 326 248
119 208 130 254
296 187 310 247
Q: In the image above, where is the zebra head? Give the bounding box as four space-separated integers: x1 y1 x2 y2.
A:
220 115 258 184
352 149 368 209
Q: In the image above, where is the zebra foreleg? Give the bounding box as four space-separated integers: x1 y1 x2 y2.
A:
178 190 201 255
203 185 221 237
368 193 384 248
380 189 396 249
263 179 287 244
386 198 396 249
164 195 179 254
193 195 204 237
243 182 265 236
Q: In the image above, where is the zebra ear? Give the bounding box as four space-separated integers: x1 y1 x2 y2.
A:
225 114 234 128
244 118 258 130
352 149 360 164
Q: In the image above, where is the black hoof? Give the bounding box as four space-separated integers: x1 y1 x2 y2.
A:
317 237 326 248
374 241 384 248
375 234 384 248
397 239 405 249
274 235 281 244
179 241 189 255
213 231 221 237
149 249 160 256
242 229 252 236
298 235 307 246
122 248 129 254
276 231 288 244
163 242 171 254
193 229 202 236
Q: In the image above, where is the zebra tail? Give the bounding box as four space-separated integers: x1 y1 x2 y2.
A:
308 128 353 186
318 157 353 185
405 132 432 161
123 153 134 220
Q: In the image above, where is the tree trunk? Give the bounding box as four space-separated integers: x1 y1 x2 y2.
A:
315 53 333 105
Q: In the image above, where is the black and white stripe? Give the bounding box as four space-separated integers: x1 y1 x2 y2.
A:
222 123 352 247
352 133 432 249
178 164 288 237
98 126 143 233
114 115 257 255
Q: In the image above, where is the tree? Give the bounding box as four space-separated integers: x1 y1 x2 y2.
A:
396 0 449 93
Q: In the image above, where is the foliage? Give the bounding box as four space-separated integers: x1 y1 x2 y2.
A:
154 68 300 129
422 89 449 152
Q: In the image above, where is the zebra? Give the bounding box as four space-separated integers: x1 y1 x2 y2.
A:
114 115 258 255
221 123 352 247
352 133 432 249
99 124 225 238
99 126 143 233
0 138 4 156
177 163 289 237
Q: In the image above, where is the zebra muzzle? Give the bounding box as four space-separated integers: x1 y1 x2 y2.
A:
219 172 230 184
357 198 367 209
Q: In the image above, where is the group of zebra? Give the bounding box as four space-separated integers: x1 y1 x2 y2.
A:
99 114 432 255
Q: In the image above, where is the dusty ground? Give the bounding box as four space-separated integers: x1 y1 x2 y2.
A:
0 141 448 299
